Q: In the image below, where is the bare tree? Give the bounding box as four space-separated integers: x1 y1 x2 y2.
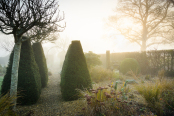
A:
26 18 65 43
107 0 173 51
0 0 60 110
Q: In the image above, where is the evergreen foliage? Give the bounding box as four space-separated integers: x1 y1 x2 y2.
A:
120 58 140 75
0 65 6 76
1 40 41 105
60 40 92 101
85 51 102 68
32 42 48 88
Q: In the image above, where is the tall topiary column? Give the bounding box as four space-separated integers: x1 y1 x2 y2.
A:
32 42 48 88
1 40 41 105
60 40 92 101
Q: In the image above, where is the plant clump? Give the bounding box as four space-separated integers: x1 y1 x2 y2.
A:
1 39 41 105
120 58 140 75
79 81 138 116
32 42 48 88
84 51 102 68
60 40 92 101
135 78 174 116
89 66 115 83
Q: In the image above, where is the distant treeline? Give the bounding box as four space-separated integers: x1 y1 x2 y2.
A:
0 54 10 67
99 49 174 76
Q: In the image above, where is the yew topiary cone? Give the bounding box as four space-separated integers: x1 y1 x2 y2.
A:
32 42 48 88
1 39 41 105
60 40 92 101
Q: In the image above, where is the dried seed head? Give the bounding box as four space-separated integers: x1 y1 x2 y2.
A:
97 87 102 90
123 100 128 103
89 89 94 91
96 99 100 102
85 94 88 97
106 94 111 98
100 102 105 105
86 96 92 101
87 101 92 105
104 92 108 96
95 90 98 93
117 98 121 102
92 91 96 93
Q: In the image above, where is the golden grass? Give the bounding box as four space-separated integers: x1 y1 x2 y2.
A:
134 77 174 116
0 93 17 116
89 66 116 83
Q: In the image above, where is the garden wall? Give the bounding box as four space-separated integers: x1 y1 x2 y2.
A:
99 49 174 75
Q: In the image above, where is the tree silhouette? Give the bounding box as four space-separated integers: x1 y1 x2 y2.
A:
0 0 61 110
107 0 173 51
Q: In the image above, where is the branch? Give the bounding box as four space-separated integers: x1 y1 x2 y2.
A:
0 0 64 43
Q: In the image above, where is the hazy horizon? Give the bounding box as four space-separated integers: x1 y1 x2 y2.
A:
1 0 174 57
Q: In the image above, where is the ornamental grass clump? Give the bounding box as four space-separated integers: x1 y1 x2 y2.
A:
1 39 41 105
160 79 174 115
0 93 17 116
60 40 92 101
135 78 174 116
89 66 114 83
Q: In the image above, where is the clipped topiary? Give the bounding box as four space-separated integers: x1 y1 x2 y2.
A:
1 39 41 105
120 58 140 75
60 40 92 101
32 42 48 88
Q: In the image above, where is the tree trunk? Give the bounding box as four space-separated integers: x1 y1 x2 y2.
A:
141 40 146 52
141 23 147 52
10 41 22 111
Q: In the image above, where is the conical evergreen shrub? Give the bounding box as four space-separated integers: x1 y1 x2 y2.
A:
1 39 41 105
60 40 92 101
32 42 48 88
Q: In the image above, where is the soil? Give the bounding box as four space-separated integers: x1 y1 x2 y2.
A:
17 73 62 116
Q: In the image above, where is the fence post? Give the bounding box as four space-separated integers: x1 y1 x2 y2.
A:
168 52 170 71
106 50 110 70
164 51 165 70
171 51 174 71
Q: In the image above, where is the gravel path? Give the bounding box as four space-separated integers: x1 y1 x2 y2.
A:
17 74 62 116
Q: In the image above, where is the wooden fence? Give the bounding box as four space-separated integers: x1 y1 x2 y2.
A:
99 49 174 75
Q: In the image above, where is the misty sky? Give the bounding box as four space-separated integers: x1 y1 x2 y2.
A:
57 0 138 53
0 0 174 57
53 0 174 53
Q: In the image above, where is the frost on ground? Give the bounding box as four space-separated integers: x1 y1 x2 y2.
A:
17 73 62 116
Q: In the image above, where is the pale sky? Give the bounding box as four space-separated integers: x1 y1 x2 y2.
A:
56 0 141 54
0 0 174 57
56 0 174 54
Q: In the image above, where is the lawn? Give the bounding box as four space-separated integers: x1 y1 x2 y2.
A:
0 76 3 92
